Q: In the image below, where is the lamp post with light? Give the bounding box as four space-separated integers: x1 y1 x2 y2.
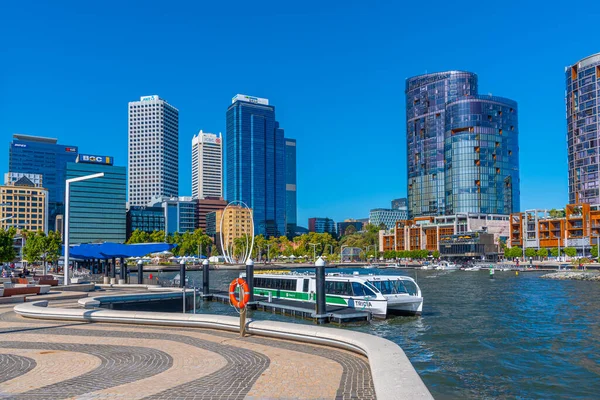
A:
64 172 104 286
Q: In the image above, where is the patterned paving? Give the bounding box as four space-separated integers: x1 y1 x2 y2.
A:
0 296 376 399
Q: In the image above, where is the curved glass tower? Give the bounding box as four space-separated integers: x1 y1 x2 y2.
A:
406 71 520 217
406 71 478 216
444 96 520 214
566 53 600 205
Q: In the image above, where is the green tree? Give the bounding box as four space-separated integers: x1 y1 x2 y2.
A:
591 245 598 258
550 247 559 257
127 229 150 244
508 247 522 259
432 250 440 258
563 247 577 257
537 248 548 258
149 230 166 243
0 227 17 263
548 208 566 218
22 230 44 267
344 225 357 236
525 248 537 258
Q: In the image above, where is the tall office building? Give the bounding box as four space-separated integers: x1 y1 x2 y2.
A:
66 154 126 244
128 95 179 207
308 217 336 235
391 198 407 210
8 134 78 231
226 94 286 237
406 71 519 217
191 130 222 199
285 138 297 236
0 173 48 233
566 53 600 205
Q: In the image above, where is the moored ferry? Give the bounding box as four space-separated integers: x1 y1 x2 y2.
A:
363 275 423 316
241 271 422 318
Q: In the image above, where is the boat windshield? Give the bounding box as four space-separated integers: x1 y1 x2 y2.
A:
363 280 380 294
370 279 418 296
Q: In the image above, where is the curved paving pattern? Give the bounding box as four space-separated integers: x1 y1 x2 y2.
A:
0 296 377 400
0 341 172 400
0 354 36 384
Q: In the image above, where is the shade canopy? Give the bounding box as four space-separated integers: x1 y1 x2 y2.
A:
63 242 176 260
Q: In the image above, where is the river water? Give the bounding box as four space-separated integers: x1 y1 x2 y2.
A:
150 268 600 399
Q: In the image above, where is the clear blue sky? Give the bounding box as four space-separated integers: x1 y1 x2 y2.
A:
2 0 599 227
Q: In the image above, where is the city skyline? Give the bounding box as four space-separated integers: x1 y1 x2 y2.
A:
3 2 600 224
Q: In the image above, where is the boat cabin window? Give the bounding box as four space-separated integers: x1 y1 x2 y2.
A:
400 280 418 296
254 277 297 291
351 282 376 297
303 279 309 292
325 281 353 296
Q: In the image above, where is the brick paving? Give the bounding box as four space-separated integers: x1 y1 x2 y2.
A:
0 294 376 399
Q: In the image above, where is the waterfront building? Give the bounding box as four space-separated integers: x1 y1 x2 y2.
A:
191 130 222 199
566 54 600 205
369 208 408 230
406 71 520 217
8 134 78 231
308 217 336 236
509 203 600 257
149 196 197 235
197 197 228 232
128 95 179 207
379 213 509 257
126 206 165 239
391 198 407 210
226 94 286 237
0 173 48 233
285 138 297 237
207 205 253 254
66 155 126 244
337 219 364 236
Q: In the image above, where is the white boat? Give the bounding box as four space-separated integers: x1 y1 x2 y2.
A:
363 275 423 316
364 264 378 269
463 266 481 271
433 261 459 270
242 271 418 318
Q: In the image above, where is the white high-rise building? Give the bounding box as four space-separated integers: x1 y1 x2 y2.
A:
128 95 179 206
192 130 222 199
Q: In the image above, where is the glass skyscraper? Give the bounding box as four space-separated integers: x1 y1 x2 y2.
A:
406 71 520 217
66 155 126 244
566 53 600 205
226 94 286 237
285 138 297 236
9 134 78 231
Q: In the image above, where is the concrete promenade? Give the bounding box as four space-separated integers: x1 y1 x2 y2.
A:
0 288 433 399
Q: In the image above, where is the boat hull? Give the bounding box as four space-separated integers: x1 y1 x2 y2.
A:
386 296 423 316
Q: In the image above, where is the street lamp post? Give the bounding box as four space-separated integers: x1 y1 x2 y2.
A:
64 172 104 286
266 244 272 263
340 245 348 263
309 243 319 262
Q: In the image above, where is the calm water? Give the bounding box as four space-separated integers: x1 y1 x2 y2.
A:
146 268 600 399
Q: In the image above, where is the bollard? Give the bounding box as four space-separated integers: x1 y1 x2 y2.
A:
489 267 495 279
245 258 255 304
137 260 143 285
180 259 186 289
315 257 327 324
202 259 209 295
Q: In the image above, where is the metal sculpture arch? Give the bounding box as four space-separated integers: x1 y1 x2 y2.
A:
219 201 254 264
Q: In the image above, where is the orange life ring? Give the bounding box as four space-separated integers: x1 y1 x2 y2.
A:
229 278 250 308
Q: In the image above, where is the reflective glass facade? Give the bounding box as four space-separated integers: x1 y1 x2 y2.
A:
226 97 286 237
9 134 78 231
285 138 297 236
444 96 520 214
406 71 519 217
126 206 165 238
566 53 600 204
66 162 126 244
406 72 478 217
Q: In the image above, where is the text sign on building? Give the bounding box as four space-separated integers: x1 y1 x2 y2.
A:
231 94 269 105
202 134 221 144
77 154 113 165
13 143 27 148
140 95 159 101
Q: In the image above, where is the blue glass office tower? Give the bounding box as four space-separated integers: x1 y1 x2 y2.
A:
9 134 78 231
66 155 126 244
285 138 297 236
226 94 286 237
406 71 520 217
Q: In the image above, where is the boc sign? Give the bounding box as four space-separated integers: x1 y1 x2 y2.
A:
78 154 113 165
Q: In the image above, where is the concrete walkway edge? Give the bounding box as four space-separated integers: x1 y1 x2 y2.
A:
14 300 434 400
